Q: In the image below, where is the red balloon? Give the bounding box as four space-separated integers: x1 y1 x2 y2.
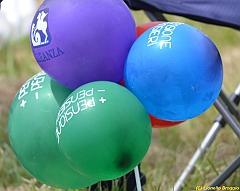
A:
136 21 165 37
120 79 125 86
136 21 185 128
150 115 183 128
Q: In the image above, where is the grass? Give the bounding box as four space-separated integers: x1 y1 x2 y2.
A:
0 8 239 191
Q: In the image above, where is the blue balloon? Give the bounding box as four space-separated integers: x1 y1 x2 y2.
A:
124 22 223 121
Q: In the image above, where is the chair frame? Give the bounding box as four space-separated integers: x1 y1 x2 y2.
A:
129 7 240 191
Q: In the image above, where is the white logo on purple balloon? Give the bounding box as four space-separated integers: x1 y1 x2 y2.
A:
31 9 51 47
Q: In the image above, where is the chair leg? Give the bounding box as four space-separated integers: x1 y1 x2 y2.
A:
214 98 240 138
173 121 223 191
205 155 240 189
219 86 240 121
173 87 240 191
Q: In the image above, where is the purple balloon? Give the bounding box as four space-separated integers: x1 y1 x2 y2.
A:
30 0 136 89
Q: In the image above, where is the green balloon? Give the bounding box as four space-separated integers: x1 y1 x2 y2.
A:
8 72 98 189
56 81 152 180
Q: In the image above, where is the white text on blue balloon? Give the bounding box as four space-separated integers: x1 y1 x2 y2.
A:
147 22 183 49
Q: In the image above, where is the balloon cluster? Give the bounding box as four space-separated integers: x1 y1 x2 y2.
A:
8 0 223 189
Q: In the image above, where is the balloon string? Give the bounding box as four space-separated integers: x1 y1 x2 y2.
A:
134 166 142 191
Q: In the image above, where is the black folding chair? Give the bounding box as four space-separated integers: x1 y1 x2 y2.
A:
125 0 240 190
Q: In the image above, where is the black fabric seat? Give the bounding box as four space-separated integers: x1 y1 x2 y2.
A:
124 0 240 29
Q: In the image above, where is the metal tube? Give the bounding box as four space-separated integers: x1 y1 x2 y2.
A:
214 98 240 138
173 122 222 191
219 89 240 121
173 86 240 191
205 155 240 188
